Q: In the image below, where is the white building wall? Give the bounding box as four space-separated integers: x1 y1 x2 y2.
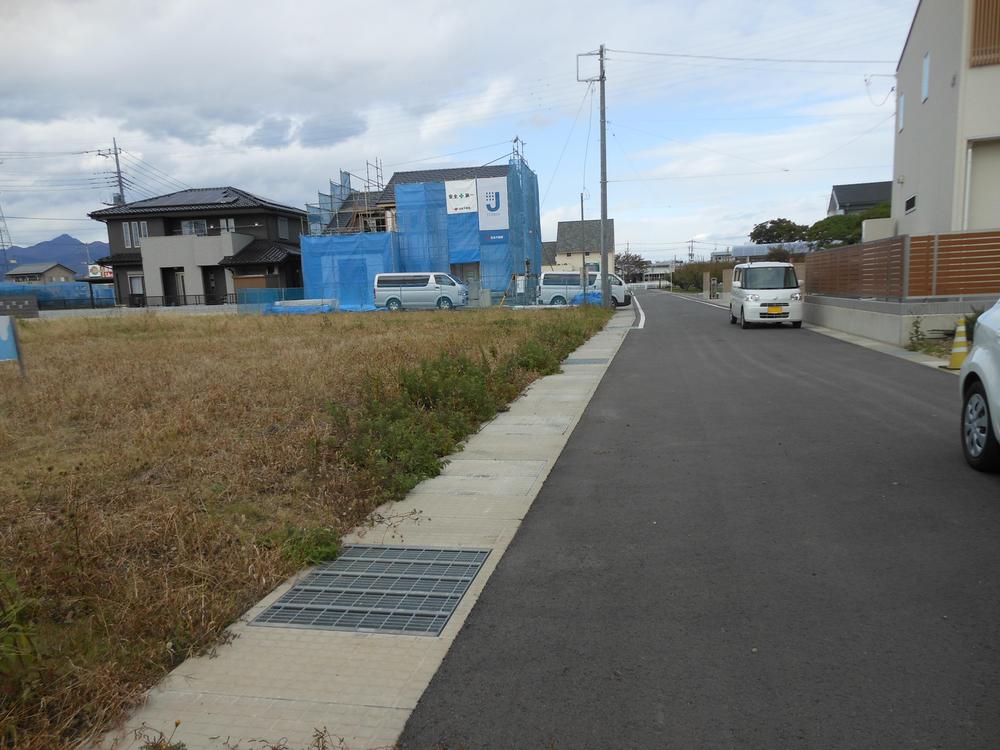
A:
893 0 965 236
140 233 252 297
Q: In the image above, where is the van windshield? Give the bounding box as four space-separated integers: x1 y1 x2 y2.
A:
743 267 798 290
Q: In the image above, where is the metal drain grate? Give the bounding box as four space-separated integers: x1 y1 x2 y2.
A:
251 545 490 636
563 357 609 365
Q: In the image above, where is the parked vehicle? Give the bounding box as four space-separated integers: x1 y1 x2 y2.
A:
730 262 803 329
374 273 468 311
537 271 631 307
959 299 1000 471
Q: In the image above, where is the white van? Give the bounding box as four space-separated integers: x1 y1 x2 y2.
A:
537 271 631 307
374 273 468 311
730 262 803 328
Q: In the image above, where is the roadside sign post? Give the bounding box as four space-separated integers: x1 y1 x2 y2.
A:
0 315 25 377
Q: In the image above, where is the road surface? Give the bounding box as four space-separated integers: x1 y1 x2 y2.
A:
400 291 1000 749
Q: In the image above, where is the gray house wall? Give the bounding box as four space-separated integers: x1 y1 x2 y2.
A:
893 0 964 236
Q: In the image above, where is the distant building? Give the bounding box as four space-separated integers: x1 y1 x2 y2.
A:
547 219 616 271
300 158 541 307
89 187 305 306
827 182 892 216
4 262 77 284
892 0 1000 235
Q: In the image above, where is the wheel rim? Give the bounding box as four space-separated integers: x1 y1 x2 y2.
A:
964 393 989 458
439 298 452 309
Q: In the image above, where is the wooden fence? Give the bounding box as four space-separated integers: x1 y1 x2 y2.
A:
805 238 905 299
805 230 1000 299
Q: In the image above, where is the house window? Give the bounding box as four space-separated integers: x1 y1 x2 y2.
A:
921 53 930 102
971 0 1000 67
131 221 141 247
905 195 917 213
898 93 905 131
220 218 235 233
278 216 289 240
123 222 131 249
128 274 145 295
181 219 208 236
140 221 148 240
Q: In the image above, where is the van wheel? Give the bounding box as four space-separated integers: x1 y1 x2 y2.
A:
551 296 566 306
792 321 802 329
437 297 453 310
740 307 750 329
963 381 1000 471
609 296 618 309
386 298 402 311
729 307 737 324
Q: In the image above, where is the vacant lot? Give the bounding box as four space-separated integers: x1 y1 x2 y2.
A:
0 307 611 748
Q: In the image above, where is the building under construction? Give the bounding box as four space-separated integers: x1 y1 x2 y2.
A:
301 154 542 309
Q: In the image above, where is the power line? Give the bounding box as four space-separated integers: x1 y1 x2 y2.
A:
540 83 593 208
606 48 896 65
120 150 191 189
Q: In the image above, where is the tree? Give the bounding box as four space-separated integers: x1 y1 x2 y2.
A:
749 218 808 244
766 246 791 262
614 251 650 283
806 214 862 248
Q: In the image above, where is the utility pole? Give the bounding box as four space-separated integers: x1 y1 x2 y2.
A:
0 199 12 269
98 138 126 204
578 44 610 308
598 44 609 308
580 192 587 306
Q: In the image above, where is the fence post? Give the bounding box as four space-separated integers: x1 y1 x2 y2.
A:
931 233 939 296
901 235 910 300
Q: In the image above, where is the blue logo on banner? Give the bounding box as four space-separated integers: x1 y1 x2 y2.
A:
484 190 501 213
480 230 508 244
0 317 19 363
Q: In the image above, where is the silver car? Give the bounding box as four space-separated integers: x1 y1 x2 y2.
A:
960 298 1000 471
374 273 468 311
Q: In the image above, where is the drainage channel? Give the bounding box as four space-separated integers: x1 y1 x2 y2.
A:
251 545 490 636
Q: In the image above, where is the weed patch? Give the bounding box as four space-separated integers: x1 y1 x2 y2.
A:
0 305 611 747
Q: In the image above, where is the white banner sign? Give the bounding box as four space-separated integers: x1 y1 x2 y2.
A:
477 176 509 231
445 179 477 214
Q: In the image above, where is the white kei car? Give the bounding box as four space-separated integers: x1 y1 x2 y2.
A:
730 262 804 329
959 298 1000 471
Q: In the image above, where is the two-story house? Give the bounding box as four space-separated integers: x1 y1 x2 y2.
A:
89 187 306 306
893 0 1000 235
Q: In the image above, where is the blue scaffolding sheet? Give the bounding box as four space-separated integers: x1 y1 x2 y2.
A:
301 233 399 311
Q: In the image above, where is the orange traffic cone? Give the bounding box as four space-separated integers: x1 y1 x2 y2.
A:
946 317 969 370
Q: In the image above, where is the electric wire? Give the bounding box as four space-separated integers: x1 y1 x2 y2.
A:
540 82 593 208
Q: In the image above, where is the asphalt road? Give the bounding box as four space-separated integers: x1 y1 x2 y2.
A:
400 291 1000 749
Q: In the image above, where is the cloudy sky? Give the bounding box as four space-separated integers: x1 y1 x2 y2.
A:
0 0 916 261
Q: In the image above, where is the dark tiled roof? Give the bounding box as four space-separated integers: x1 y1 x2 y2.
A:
327 190 383 231
4 262 74 276
555 219 615 253
377 164 509 205
95 252 142 265
89 187 306 219
542 241 558 265
830 181 892 211
219 240 300 267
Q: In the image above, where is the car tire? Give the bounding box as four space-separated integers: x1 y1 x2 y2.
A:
730 307 737 324
792 321 802 329
437 297 453 310
386 298 402 311
609 296 619 308
740 307 750 329
551 296 566 306
962 380 1000 472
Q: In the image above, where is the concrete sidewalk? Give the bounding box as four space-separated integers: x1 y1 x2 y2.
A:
101 307 635 750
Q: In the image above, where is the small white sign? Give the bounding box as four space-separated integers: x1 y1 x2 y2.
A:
445 179 477 214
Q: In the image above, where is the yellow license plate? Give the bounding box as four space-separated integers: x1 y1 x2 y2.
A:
767 306 783 314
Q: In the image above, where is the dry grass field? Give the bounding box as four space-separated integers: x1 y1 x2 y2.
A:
0 306 611 748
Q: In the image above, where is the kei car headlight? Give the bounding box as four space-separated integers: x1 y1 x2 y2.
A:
791 292 802 301
747 293 760 301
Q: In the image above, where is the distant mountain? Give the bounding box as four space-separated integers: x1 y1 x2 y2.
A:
3 234 110 277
